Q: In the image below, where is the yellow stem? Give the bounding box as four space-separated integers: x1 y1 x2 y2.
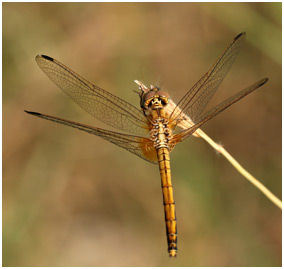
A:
197 129 282 209
167 99 282 209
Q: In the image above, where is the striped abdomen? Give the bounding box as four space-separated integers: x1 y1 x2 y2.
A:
157 147 177 257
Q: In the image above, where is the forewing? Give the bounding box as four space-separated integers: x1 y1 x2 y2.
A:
25 110 157 164
36 55 148 136
171 78 268 143
170 32 246 125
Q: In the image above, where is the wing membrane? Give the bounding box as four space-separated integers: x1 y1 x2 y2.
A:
36 55 148 136
171 78 268 143
25 110 158 164
170 32 246 125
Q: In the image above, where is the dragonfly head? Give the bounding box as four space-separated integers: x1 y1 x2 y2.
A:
140 86 170 111
134 80 170 112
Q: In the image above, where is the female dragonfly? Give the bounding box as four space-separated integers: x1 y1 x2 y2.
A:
25 32 268 257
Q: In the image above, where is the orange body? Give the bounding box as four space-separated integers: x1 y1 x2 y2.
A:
157 147 177 257
146 106 178 257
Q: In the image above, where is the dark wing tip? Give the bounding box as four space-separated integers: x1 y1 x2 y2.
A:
235 32 246 40
260 78 269 86
36 55 54 61
24 110 41 116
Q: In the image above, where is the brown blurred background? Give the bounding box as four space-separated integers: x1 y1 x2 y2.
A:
3 2 281 266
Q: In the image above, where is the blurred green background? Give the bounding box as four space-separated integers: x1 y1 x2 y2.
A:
3 2 281 266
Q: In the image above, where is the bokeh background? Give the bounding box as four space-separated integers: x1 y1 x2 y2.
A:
3 2 281 267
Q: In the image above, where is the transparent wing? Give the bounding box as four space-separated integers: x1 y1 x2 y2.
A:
170 78 268 143
170 32 246 125
36 55 148 136
25 110 158 164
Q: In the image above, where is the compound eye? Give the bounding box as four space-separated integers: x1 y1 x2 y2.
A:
141 91 156 109
143 91 156 101
158 90 170 105
158 90 170 99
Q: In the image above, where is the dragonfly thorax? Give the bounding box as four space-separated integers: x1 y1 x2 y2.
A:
150 119 172 149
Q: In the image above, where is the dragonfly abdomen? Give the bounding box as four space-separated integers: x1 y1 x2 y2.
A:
157 147 178 257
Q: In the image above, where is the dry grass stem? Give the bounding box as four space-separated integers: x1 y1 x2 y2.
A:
167 100 282 209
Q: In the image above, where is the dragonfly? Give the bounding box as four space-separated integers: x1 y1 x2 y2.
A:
25 32 268 257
